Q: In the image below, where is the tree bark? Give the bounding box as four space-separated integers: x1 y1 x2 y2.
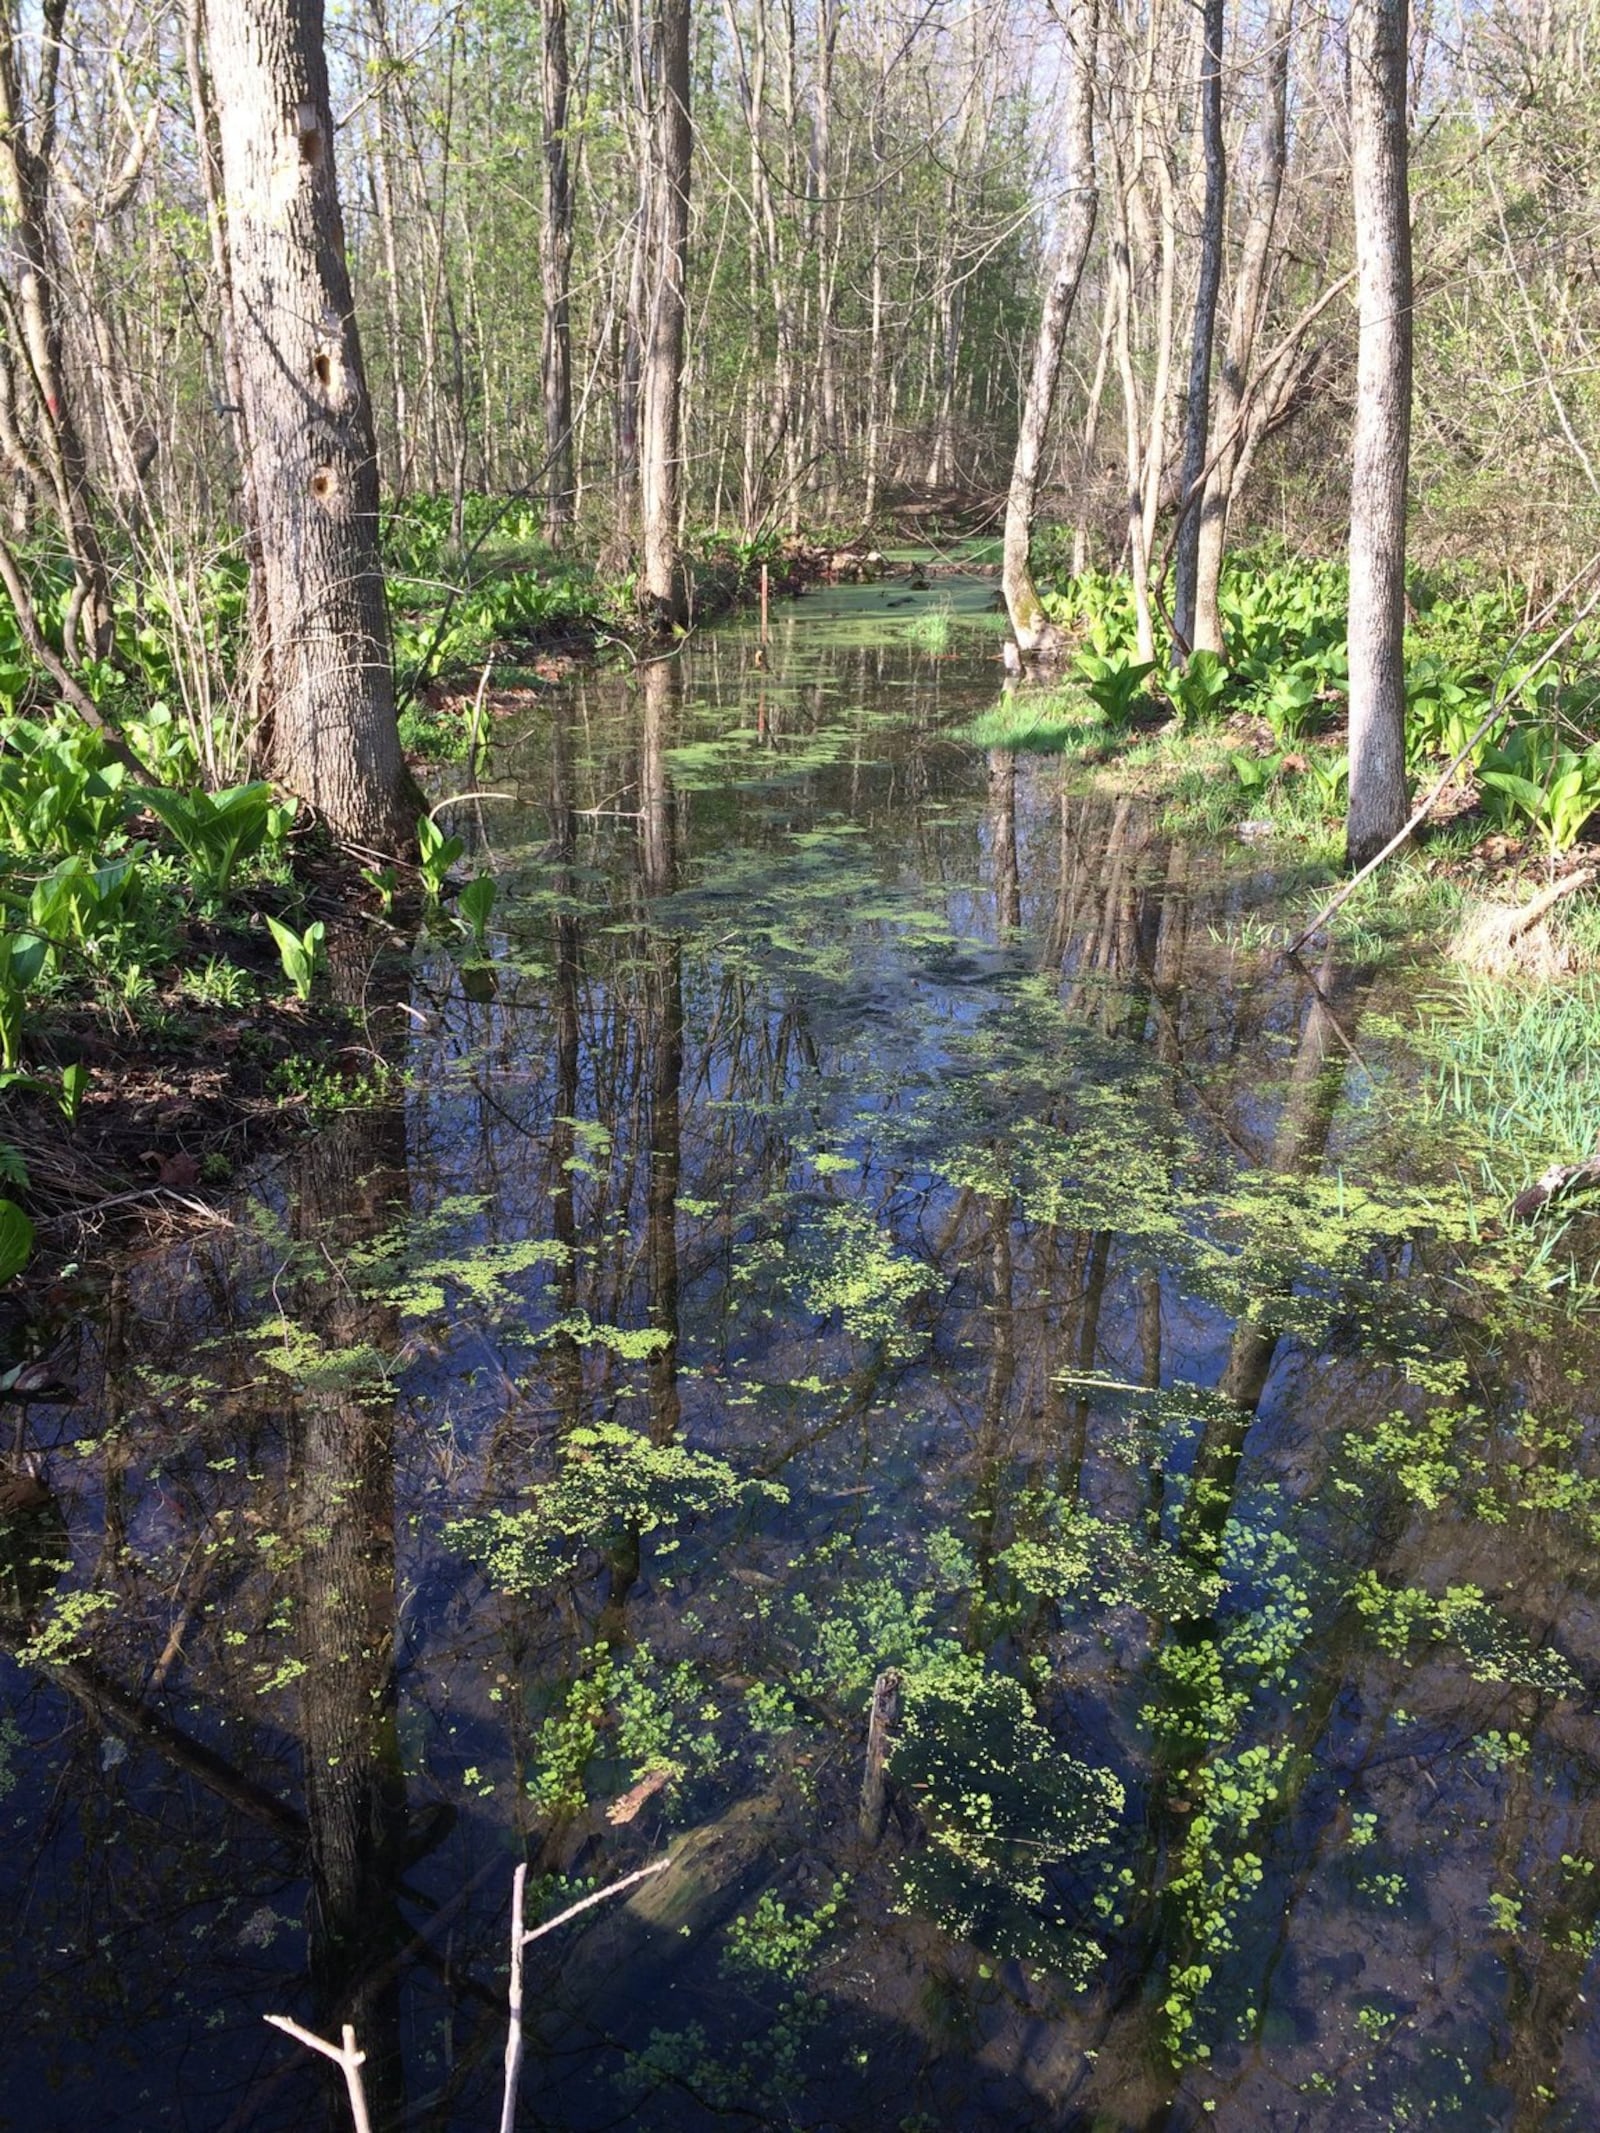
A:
541 0 575 546
1192 0 1292 655
1000 0 1097 656
639 0 691 629
204 0 415 851
1171 0 1226 655
1345 0 1413 871
0 0 114 663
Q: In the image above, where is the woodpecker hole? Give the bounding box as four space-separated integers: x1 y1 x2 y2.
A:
313 351 332 388
309 466 335 501
296 103 323 166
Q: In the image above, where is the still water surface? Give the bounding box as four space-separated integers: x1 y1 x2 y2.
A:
4 579 1600 2131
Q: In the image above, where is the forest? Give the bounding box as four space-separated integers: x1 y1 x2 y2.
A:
6 0 1600 2129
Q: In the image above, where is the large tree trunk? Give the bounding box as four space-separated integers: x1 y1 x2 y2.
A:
1192 0 1292 656
1000 0 1097 657
541 0 575 546
1345 0 1413 871
204 0 415 851
1171 0 1226 655
639 0 691 629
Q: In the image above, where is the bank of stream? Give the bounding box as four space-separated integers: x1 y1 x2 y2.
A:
4 570 1600 2131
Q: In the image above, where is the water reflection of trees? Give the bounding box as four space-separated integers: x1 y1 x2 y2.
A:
12 638 1600 2125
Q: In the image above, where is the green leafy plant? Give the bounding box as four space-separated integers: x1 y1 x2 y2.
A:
1257 670 1321 748
1229 751 1281 798
0 931 46 1068
417 813 465 897
0 723 131 857
58 1061 87 1123
180 955 254 1010
26 851 141 955
362 864 398 914
1166 648 1230 727
0 1194 32 1281
1074 649 1156 725
458 871 497 954
142 781 273 892
264 915 325 1003
1478 728 1600 856
1302 750 1350 817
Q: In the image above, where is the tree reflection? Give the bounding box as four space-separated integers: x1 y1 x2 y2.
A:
286 938 414 2128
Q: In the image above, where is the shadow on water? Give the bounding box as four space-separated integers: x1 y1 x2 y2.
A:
6 579 1600 2129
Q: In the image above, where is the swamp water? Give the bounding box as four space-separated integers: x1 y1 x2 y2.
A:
5 579 1600 2131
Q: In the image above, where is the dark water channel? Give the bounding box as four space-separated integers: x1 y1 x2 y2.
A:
6 578 1600 2130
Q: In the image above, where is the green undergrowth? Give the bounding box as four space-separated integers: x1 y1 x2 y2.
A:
976 547 1600 872
1419 971 1600 1205
387 497 822 758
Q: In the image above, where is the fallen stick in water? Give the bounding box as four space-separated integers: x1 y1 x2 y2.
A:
499 1855 672 2133
1513 1152 1600 1221
859 1667 903 1845
262 2015 372 2133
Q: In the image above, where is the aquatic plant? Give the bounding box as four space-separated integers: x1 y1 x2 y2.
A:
444 1422 787 1587
890 1665 1123 1977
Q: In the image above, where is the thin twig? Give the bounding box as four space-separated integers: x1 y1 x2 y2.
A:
35 1185 233 1230
263 2015 372 2133
427 790 515 819
523 1855 672 1945
499 1856 671 2133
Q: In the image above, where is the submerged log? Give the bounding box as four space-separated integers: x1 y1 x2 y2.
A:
1513 1153 1600 1222
858 1666 902 1844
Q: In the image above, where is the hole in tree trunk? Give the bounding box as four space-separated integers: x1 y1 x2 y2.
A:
296 103 323 166
309 467 335 501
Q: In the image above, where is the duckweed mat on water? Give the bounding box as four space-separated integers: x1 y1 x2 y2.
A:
4 580 1600 2131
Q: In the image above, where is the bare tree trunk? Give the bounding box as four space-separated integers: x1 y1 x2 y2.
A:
639 0 691 628
1113 216 1156 663
1137 154 1178 575
1171 0 1225 655
0 0 113 663
542 0 575 546
205 0 415 850
1072 276 1116 575
1000 0 1097 656
1192 0 1292 655
1345 0 1413 870
186 1 273 734
368 98 410 491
